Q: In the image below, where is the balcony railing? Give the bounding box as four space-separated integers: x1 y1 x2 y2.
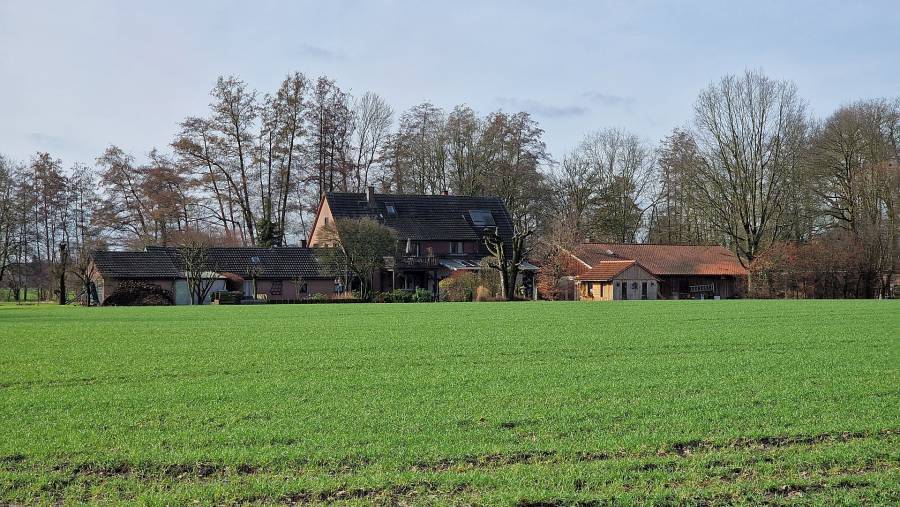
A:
384 255 439 270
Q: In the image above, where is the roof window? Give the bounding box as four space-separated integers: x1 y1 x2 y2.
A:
468 210 495 227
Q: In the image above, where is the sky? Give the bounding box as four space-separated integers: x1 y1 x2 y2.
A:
1 0 898 168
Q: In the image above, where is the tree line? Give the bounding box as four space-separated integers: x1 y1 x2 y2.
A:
0 69 897 301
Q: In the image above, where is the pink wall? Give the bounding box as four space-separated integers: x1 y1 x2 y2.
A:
255 279 335 300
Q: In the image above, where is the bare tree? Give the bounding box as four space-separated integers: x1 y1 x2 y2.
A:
483 224 533 300
0 156 15 283
179 241 217 305
352 92 393 192
649 129 717 244
692 70 808 266
806 99 899 296
319 218 396 300
577 129 656 242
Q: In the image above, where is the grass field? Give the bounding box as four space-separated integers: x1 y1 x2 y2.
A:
1 301 898 505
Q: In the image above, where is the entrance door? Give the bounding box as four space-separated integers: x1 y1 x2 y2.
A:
621 282 628 300
641 282 648 300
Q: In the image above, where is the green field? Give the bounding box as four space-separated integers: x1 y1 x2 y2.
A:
1 301 898 505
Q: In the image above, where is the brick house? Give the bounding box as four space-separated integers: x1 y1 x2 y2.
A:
565 243 748 300
91 246 334 304
308 187 538 298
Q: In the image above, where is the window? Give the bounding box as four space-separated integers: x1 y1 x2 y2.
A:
297 282 308 294
468 210 496 227
324 217 329 225
405 240 419 256
271 280 283 296
385 203 397 217
449 241 464 254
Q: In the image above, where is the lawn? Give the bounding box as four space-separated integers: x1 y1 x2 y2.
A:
1 300 898 505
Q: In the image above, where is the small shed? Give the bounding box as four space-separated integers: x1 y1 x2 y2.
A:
576 260 659 301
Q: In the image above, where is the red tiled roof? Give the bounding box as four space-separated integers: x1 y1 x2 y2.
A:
576 260 636 281
573 243 748 276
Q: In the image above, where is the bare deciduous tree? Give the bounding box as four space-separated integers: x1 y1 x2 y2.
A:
352 92 393 192
692 70 808 266
179 241 218 305
483 224 533 300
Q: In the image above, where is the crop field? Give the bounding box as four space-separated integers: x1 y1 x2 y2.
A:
1 300 898 505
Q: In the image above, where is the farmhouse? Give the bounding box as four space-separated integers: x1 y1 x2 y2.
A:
567 243 748 300
309 187 538 298
91 246 333 304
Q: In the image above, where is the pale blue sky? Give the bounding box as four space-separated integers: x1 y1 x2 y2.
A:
1 0 897 167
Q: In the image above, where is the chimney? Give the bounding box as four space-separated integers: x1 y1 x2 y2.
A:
366 185 376 208
300 239 307 248
441 189 449 196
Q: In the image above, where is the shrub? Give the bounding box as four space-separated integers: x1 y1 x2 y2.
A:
307 293 327 302
102 281 174 306
412 288 433 302
439 272 478 302
476 259 501 297
474 285 496 302
384 289 413 303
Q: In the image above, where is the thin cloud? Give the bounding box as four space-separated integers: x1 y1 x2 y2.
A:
582 91 636 109
496 97 589 118
293 43 346 60
27 133 67 151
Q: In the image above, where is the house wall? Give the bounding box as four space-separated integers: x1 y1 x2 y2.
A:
612 278 658 300
253 279 336 300
578 265 658 301
175 279 228 305
406 240 479 256
577 281 614 301
308 199 335 247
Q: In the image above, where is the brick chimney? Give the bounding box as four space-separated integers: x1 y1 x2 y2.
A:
366 185 376 208
441 189 449 196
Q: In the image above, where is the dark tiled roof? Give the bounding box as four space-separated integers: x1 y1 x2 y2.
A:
152 246 330 279
91 250 180 278
324 192 516 245
573 244 748 277
95 247 331 280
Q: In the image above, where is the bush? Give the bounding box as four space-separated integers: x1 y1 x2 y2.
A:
476 259 501 297
384 289 413 303
373 288 432 303
307 293 327 302
102 281 174 306
439 272 478 302
474 285 498 302
412 288 433 302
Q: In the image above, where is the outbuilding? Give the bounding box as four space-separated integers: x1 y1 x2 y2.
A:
576 260 659 300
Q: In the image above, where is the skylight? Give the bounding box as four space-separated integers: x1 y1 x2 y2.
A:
468 210 495 227
385 203 397 217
